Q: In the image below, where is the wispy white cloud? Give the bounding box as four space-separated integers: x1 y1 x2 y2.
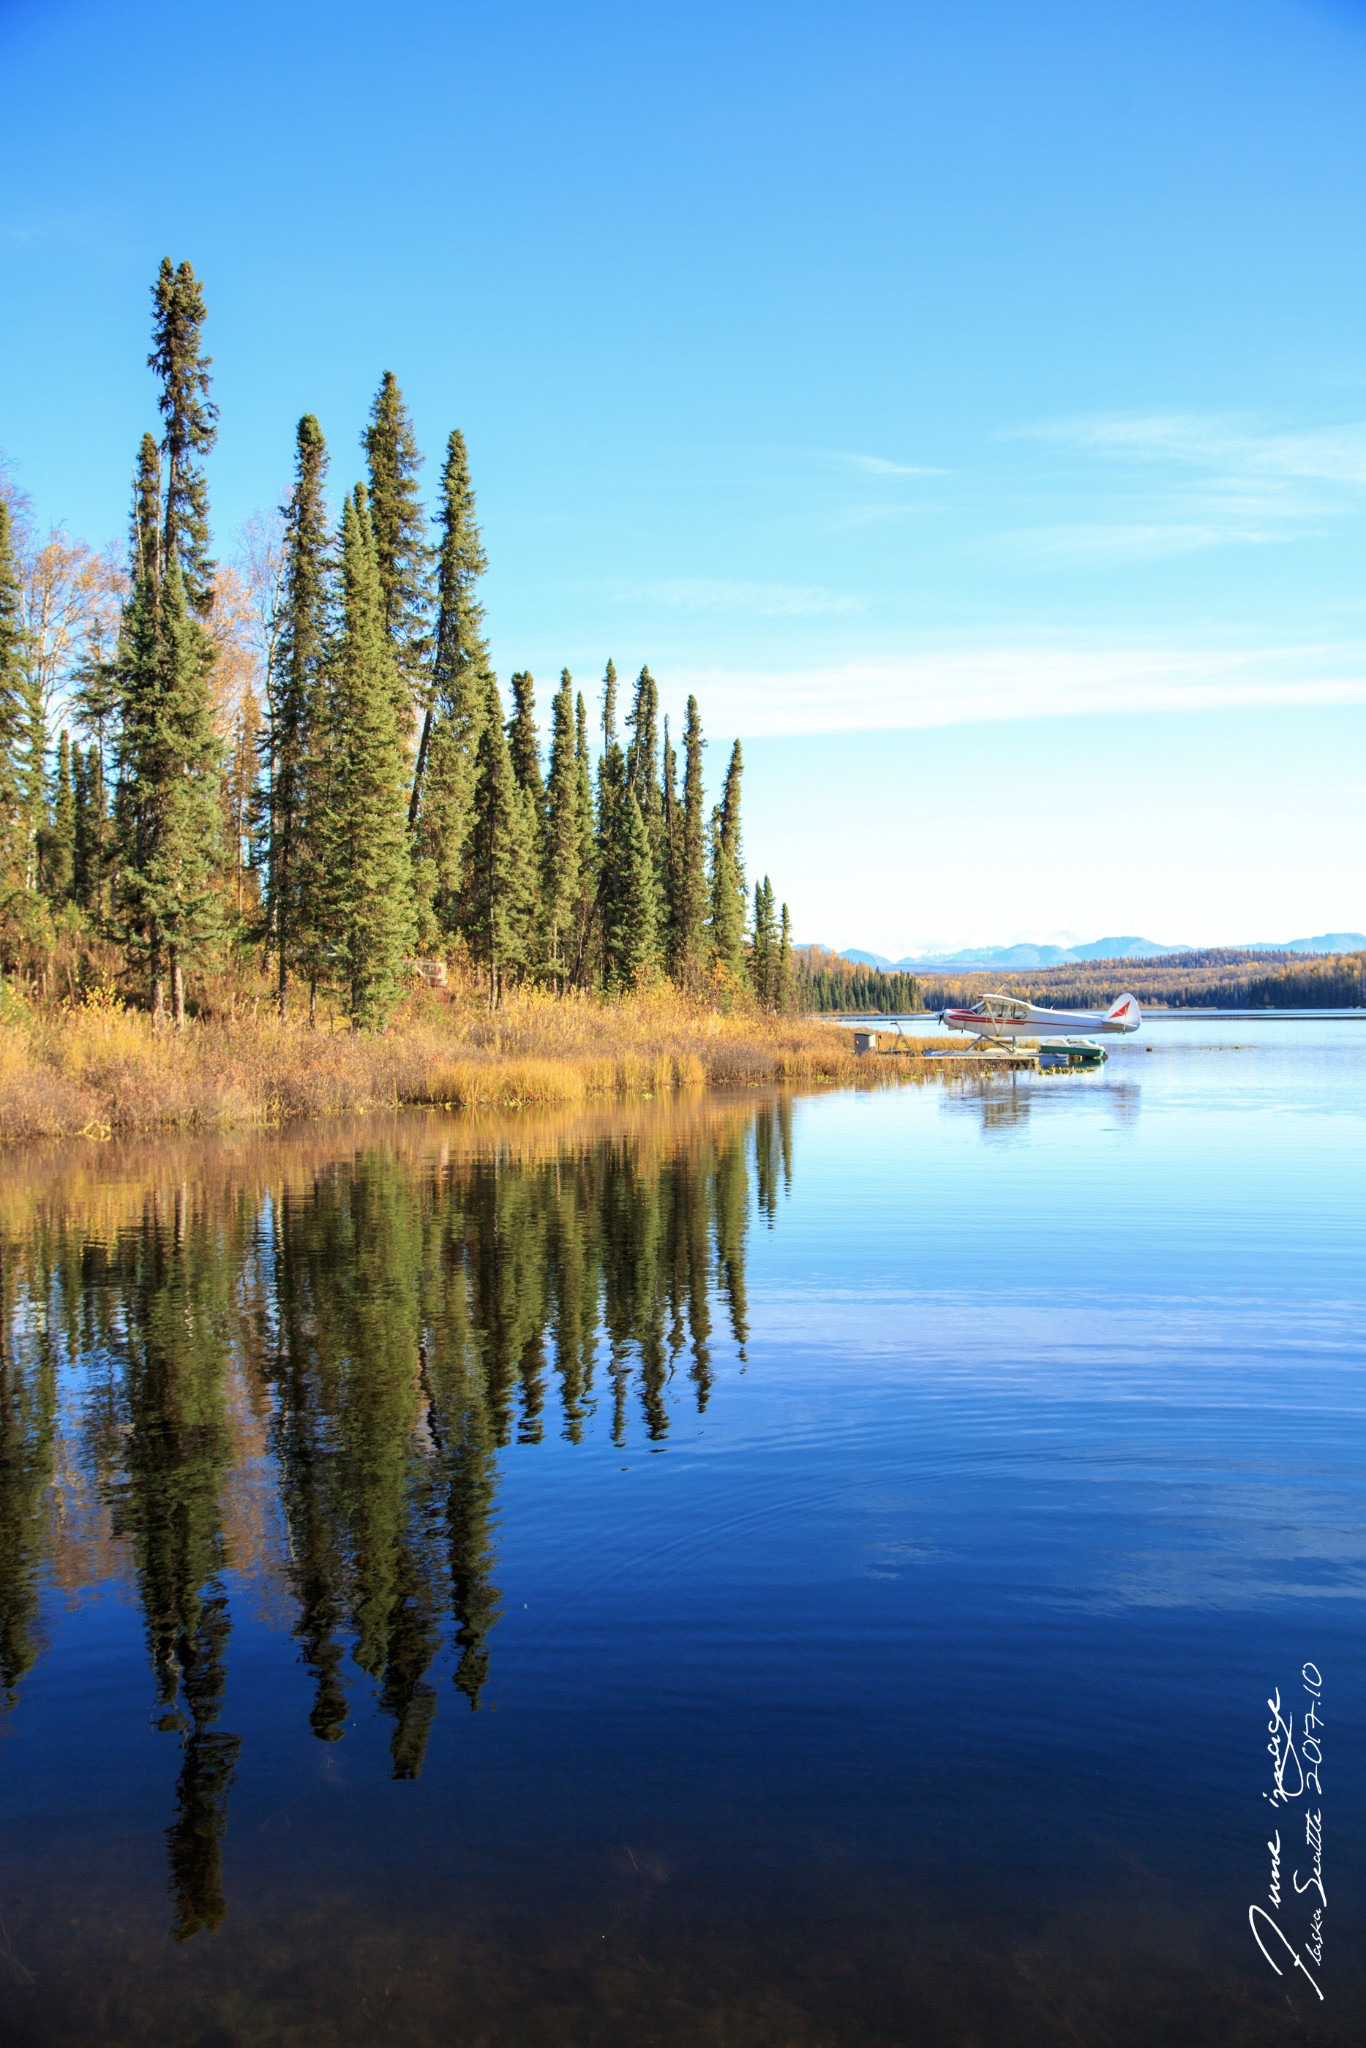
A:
993 410 1366 559
601 576 863 618
839 451 946 478
1009 410 1366 491
997 520 1279 563
671 640 1366 736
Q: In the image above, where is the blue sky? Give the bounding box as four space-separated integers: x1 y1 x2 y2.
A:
3 0 1364 954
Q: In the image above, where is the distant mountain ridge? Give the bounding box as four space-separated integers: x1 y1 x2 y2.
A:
834 933 1366 972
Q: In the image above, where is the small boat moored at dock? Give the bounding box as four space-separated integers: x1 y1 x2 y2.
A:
1038 1037 1107 1071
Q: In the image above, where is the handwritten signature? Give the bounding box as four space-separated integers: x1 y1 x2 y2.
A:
1250 1664 1324 2001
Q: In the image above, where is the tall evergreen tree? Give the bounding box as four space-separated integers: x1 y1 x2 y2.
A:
269 415 333 1016
70 701 112 923
332 486 415 1030
751 876 777 1007
542 671 581 988
363 371 431 718
570 690 597 984
412 431 490 939
112 437 163 995
661 714 680 963
41 731 75 904
595 661 629 987
149 259 217 617
625 664 662 845
115 262 226 1025
118 548 223 1023
708 740 747 980
777 901 793 1014
467 676 535 1006
612 789 661 991
672 694 708 986
506 671 545 823
71 742 104 913
601 657 618 750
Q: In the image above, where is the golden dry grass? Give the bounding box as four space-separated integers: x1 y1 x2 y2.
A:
0 984 940 1146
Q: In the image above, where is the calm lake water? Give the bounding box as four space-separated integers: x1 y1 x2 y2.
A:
1 1018 1363 2045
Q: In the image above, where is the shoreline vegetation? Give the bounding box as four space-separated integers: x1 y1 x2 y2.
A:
0 985 941 1147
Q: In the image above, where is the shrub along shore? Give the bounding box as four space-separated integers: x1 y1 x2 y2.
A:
0 986 941 1147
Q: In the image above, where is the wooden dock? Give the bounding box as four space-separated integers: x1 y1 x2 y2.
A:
843 1027 1039 1073
841 1027 1043 1073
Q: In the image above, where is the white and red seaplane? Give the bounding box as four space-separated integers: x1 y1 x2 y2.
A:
939 990 1142 1060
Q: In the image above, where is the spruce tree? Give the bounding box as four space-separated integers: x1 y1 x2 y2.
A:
777 902 793 1014
42 731 75 903
661 714 680 968
333 485 415 1030
571 689 597 984
751 876 777 1007
612 788 661 992
708 740 747 980
71 744 96 911
270 415 332 1015
150 259 217 616
542 671 580 988
135 553 225 1021
70 699 111 923
112 437 165 1001
595 662 629 987
115 407 222 1026
363 371 431 718
467 675 535 1006
506 671 545 824
625 664 662 846
412 431 490 938
673 694 708 986
113 264 226 1023
70 743 88 903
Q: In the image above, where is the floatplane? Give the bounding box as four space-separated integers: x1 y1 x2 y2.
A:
938 990 1142 1065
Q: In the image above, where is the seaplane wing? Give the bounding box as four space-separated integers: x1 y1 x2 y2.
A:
940 991 1142 1037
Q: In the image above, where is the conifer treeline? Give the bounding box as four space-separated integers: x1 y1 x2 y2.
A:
791 946 924 1015
0 262 793 1028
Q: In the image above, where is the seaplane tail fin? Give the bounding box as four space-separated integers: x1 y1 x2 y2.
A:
1106 992 1140 1030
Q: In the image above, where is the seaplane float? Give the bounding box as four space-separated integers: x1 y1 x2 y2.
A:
938 990 1142 1068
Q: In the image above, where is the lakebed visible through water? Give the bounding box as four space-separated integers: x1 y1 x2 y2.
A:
0 1019 1362 2045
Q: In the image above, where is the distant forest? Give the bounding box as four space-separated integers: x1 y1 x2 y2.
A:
923 948 1366 1012
791 947 923 1014
798 945 1366 1014
0 260 793 1027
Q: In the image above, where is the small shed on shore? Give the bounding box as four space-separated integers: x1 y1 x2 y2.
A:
852 1029 879 1056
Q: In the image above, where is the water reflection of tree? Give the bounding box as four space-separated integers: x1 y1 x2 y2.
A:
0 1240 57 1704
0 1098 791 1927
107 1187 244 1941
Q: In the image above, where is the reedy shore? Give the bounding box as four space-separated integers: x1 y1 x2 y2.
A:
0 985 939 1147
